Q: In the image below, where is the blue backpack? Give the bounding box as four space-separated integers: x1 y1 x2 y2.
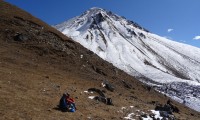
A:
68 104 76 112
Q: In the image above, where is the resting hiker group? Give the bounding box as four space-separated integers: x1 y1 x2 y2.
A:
59 93 76 112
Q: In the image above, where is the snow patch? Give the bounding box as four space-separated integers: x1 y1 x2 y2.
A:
151 110 163 119
124 113 135 120
88 96 95 99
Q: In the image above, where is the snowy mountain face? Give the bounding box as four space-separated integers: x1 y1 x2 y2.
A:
54 7 200 112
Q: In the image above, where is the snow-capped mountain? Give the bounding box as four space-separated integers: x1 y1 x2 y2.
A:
54 7 200 111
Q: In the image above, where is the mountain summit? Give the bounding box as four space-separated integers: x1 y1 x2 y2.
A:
54 7 200 112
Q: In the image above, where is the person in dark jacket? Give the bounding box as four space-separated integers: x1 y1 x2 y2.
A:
59 93 76 112
59 93 68 112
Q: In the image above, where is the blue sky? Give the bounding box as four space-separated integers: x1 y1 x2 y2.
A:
6 0 200 48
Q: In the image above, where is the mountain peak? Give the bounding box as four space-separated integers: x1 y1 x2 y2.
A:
54 7 200 112
84 7 107 18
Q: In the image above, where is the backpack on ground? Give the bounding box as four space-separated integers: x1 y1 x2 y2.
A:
68 103 76 112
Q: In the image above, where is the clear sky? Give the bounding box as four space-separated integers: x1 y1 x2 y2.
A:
5 0 200 48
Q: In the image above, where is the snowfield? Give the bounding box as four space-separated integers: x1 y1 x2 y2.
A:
54 7 200 112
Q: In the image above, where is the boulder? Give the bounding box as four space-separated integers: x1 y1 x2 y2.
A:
88 88 105 97
14 33 28 42
94 96 113 105
102 80 114 92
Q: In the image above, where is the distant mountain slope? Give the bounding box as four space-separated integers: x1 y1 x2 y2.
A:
54 7 200 112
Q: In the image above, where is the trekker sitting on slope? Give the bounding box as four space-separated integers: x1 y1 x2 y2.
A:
59 93 76 112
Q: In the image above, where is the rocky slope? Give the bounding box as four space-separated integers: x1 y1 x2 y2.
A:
0 1 200 119
54 7 200 112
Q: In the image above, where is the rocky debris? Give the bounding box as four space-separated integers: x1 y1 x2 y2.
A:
93 13 105 23
13 16 42 30
92 65 107 76
87 88 113 105
119 102 177 119
140 114 148 118
155 82 200 112
126 20 149 32
149 110 175 120
119 106 164 120
153 100 178 119
64 39 76 50
155 104 173 114
94 96 113 105
122 80 132 89
166 99 179 113
3 15 77 56
89 13 105 30
88 88 105 97
127 28 137 36
102 80 114 92
14 33 28 42
139 32 146 39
